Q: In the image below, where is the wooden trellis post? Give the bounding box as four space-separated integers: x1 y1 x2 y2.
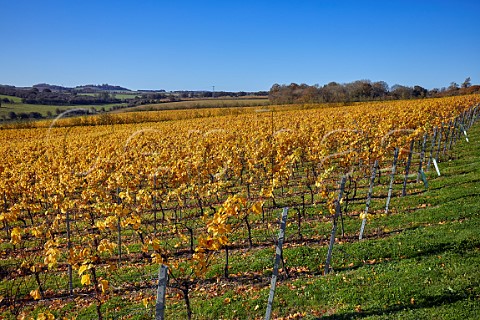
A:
265 207 289 320
385 148 399 214
359 161 378 240
155 265 169 320
324 176 347 274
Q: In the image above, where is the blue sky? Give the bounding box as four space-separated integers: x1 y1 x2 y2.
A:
1 0 479 91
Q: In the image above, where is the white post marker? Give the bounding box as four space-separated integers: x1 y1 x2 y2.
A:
460 125 469 142
432 158 441 176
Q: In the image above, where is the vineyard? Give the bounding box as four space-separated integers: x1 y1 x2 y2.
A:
1 95 480 319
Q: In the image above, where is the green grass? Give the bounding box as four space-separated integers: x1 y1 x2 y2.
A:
0 94 22 103
0 102 127 118
0 93 130 119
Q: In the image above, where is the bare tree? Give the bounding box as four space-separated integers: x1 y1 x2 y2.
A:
461 77 471 89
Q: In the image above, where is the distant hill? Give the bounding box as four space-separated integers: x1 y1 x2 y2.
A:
31 83 131 93
33 83 72 92
74 84 131 92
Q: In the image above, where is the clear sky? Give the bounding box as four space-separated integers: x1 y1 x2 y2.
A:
1 0 479 92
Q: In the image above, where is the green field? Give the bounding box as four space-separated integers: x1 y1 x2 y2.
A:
0 94 127 119
0 94 22 103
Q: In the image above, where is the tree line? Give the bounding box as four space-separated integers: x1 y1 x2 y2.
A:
268 78 479 104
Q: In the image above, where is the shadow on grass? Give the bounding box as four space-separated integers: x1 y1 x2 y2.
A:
318 290 474 319
332 234 480 274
